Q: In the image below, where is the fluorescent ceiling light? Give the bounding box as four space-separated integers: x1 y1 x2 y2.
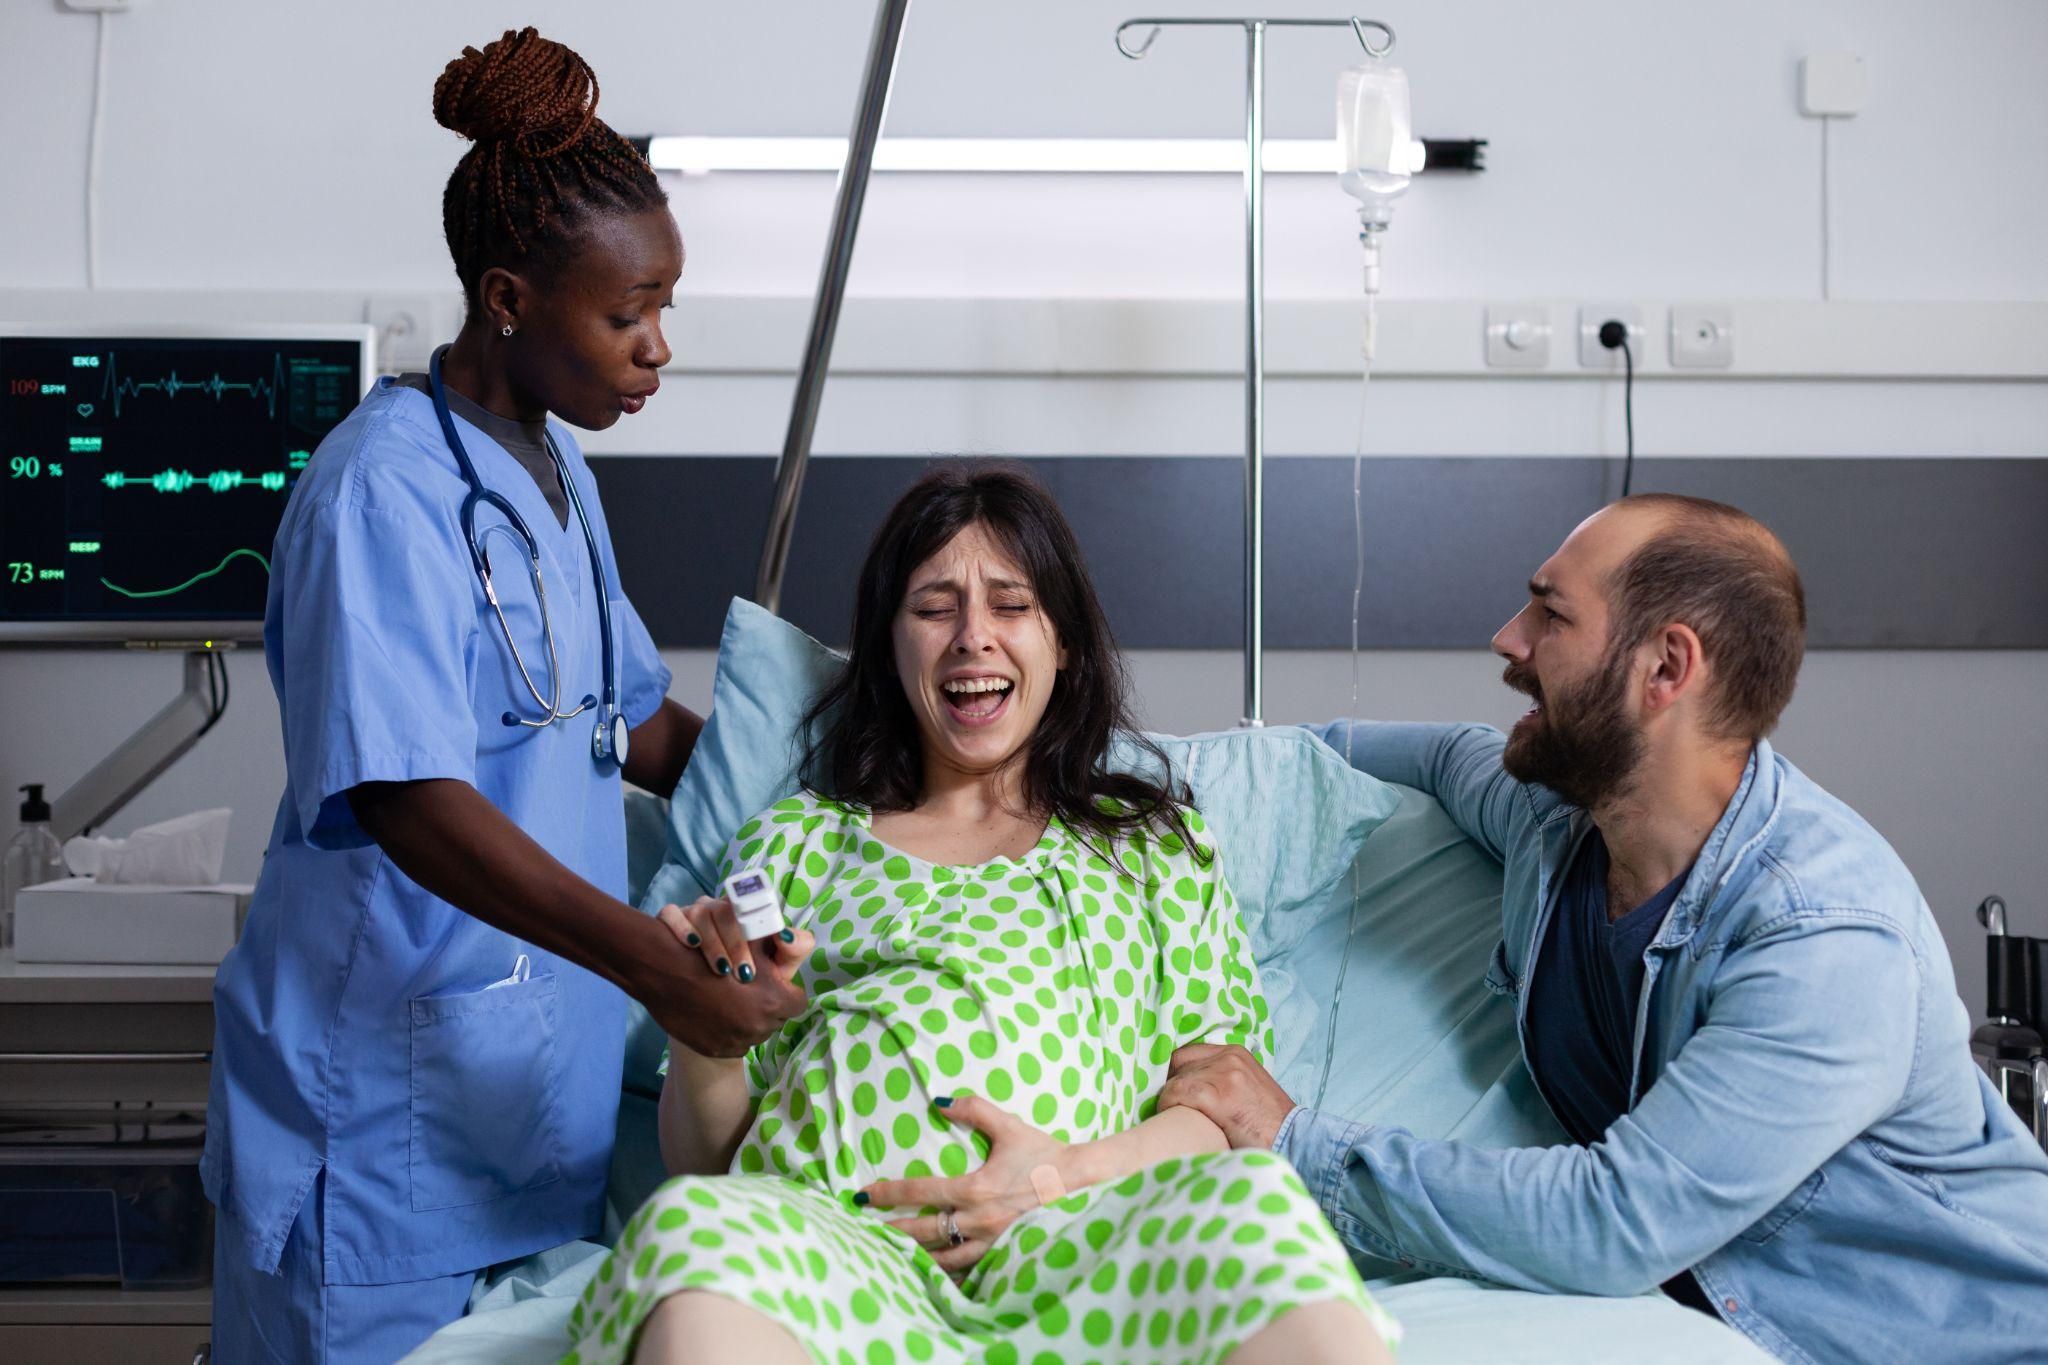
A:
645 136 1425 176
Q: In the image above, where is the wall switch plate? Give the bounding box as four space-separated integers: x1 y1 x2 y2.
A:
1578 305 1645 369
1800 53 1868 117
1485 305 1552 368
1670 305 1735 368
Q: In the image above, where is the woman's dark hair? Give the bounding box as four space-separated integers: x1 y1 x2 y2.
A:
433 29 668 306
801 462 1204 860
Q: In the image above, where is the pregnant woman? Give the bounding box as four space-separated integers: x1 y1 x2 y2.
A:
567 464 1397 1365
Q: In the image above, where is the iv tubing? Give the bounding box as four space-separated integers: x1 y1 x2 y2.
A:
1315 256 1378 1112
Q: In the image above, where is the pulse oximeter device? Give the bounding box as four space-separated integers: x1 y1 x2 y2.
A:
720 870 787 941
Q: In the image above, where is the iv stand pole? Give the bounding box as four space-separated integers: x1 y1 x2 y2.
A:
754 0 913 616
1116 16 1392 728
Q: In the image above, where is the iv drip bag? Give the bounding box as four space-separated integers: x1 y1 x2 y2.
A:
1337 59 1412 228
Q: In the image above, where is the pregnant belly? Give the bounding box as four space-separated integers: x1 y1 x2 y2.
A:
733 986 1131 1193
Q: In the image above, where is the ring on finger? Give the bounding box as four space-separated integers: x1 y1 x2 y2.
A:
939 1208 965 1247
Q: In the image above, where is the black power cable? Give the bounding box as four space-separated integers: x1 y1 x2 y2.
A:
1598 320 1636 498
196 648 230 737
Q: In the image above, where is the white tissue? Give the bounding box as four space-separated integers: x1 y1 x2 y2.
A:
63 808 231 885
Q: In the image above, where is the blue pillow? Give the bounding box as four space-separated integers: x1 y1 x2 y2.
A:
640 598 843 915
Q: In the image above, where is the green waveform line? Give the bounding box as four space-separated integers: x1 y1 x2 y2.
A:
101 547 272 600
101 352 285 420
102 468 288 493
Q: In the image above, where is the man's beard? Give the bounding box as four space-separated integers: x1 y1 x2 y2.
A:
1500 649 1644 810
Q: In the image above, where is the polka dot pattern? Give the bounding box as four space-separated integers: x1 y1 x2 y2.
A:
570 794 1396 1363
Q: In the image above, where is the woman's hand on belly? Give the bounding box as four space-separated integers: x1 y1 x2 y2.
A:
857 1097 1232 1277
855 1093 1071 1278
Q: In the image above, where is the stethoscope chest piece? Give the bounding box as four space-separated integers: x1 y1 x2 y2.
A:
596 711 630 767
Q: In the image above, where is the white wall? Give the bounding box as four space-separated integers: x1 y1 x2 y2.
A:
6 0 2046 300
2 0 2044 1013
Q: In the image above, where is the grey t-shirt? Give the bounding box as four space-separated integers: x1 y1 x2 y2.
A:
395 372 568 529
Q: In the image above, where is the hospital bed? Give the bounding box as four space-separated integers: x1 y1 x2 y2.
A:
405 601 1769 1364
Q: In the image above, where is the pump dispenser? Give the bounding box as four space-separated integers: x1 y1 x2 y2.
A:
4 784 67 950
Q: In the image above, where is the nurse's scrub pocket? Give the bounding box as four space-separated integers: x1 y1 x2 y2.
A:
408 971 567 1211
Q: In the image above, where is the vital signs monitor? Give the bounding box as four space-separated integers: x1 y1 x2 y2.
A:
0 324 373 642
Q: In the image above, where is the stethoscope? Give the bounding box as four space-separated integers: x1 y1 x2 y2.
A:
428 345 628 770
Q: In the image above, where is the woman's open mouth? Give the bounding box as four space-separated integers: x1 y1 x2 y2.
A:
941 676 1014 727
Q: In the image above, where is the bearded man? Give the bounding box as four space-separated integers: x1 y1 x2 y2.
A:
1163 494 2048 1365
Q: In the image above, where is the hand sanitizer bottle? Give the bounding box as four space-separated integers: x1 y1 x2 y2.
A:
3 784 67 951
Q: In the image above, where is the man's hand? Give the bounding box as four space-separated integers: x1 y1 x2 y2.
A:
640 909 810 1058
1159 1044 1297 1150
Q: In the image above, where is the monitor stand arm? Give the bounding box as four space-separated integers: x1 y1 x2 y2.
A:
51 648 223 842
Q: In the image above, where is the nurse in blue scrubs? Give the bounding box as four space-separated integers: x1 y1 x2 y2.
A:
200 29 806 1362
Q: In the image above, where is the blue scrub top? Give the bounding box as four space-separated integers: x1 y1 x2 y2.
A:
201 379 672 1286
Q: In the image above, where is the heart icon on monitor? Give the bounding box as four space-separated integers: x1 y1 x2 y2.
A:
76 404 94 419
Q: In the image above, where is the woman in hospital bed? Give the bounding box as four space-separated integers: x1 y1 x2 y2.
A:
566 464 1396 1365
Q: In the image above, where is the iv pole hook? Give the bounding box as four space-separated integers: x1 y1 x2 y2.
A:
1349 17 1395 56
1115 16 1394 61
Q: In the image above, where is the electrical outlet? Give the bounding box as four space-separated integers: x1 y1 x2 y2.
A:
1670 305 1734 368
365 294 447 375
1578 305 1645 369
1485 305 1552 369
1800 53 1868 117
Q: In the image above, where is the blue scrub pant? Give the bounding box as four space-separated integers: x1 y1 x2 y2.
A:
211 1173 480 1364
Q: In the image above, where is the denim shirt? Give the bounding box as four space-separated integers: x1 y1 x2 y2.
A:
1288 721 2048 1365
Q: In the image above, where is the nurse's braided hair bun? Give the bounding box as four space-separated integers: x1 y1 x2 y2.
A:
434 28 666 303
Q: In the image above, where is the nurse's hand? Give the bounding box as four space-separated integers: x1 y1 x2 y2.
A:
647 897 812 1057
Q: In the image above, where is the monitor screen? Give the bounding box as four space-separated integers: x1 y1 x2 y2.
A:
0 325 373 642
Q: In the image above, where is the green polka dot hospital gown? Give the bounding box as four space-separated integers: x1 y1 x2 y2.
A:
566 794 1398 1364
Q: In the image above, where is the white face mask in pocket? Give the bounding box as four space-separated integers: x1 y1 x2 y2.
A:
484 952 533 990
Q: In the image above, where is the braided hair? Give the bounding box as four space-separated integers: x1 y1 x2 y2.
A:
433 28 668 306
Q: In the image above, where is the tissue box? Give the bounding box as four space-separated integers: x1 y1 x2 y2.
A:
13 879 253 966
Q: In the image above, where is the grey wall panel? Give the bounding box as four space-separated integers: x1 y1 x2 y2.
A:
593 457 2048 650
